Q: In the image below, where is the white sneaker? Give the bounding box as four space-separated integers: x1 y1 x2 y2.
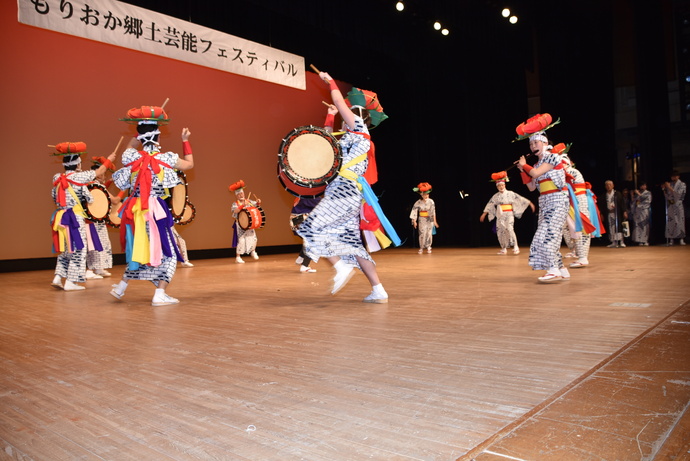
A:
295 256 304 265
300 266 317 273
63 280 85 291
95 270 111 277
331 264 356 295
236 256 245 264
51 275 63 289
606 243 617 248
109 284 125 300
680 239 687 246
363 290 388 304
251 251 259 260
85 270 103 280
180 261 194 267
152 293 180 307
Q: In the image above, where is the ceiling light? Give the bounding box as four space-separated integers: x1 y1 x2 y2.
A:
396 1 404 12
509 15 518 24
502 8 511 18
433 21 441 30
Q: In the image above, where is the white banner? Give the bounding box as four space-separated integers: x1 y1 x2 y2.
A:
17 0 306 90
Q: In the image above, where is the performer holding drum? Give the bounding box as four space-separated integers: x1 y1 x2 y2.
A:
229 180 263 264
295 70 389 303
109 104 194 306
50 142 116 291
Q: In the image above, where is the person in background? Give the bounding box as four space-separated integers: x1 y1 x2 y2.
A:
479 172 533 255
630 181 652 246
50 142 116 291
229 180 261 264
410 182 440 254
662 170 686 246
603 180 627 248
290 196 321 273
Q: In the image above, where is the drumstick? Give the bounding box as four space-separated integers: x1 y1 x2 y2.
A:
310 64 320 73
111 136 124 156
161 98 170 109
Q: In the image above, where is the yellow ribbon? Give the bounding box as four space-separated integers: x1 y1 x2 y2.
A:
64 184 87 218
338 153 368 189
130 198 151 265
52 210 68 252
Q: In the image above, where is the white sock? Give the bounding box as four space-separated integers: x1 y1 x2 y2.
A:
333 260 347 272
372 283 386 295
115 280 128 293
154 288 165 297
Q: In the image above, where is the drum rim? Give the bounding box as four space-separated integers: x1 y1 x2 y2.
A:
177 201 196 225
277 166 327 198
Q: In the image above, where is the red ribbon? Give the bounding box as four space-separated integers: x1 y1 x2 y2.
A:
126 151 173 211
52 173 88 207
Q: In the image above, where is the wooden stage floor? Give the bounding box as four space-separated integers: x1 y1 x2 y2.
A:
1 246 689 460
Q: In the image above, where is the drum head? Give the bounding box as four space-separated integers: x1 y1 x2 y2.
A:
237 209 251 230
278 126 342 196
287 132 336 179
168 170 188 218
85 184 110 222
170 183 188 217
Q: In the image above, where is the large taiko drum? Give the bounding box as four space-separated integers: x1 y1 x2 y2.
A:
237 205 266 230
167 170 188 220
177 201 196 225
277 125 342 198
84 184 111 223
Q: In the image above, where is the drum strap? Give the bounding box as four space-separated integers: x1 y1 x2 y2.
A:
338 153 368 186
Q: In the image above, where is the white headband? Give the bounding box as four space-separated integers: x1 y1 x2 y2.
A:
529 132 548 143
62 156 82 167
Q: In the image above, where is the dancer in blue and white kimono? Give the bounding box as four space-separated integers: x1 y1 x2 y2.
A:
297 71 388 303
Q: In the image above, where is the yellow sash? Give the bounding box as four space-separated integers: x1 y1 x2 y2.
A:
500 204 513 212
538 180 558 194
338 153 368 188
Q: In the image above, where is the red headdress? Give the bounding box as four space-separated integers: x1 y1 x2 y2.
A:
120 105 170 124
228 180 246 193
513 113 560 142
413 182 432 193
491 171 509 183
50 142 87 156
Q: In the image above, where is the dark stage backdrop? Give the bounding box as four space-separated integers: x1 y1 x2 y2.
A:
2 0 674 263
